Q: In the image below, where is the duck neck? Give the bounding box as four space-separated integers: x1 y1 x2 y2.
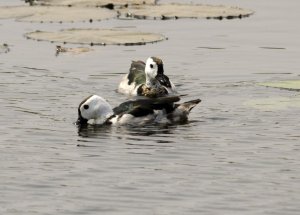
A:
145 74 161 88
93 109 113 125
92 100 114 124
102 109 114 120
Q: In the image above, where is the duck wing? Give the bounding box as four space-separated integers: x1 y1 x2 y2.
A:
113 96 180 117
127 60 146 85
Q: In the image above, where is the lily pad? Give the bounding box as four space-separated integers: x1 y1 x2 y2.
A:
0 6 116 22
244 97 300 111
259 80 300 91
35 0 156 7
25 28 166 46
118 3 254 20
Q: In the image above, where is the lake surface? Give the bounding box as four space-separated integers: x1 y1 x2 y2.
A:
1 0 300 214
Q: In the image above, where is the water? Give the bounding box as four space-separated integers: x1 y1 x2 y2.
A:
1 0 300 214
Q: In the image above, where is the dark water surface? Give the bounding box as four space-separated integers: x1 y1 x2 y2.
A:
1 0 300 214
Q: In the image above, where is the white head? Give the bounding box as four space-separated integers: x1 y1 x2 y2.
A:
77 95 113 125
145 57 159 79
145 57 164 87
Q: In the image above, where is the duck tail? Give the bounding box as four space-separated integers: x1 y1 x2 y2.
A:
179 99 201 112
170 99 201 122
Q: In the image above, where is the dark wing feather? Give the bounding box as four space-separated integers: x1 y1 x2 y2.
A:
113 100 134 115
157 74 172 88
127 61 146 85
113 101 154 118
113 96 181 117
127 106 154 117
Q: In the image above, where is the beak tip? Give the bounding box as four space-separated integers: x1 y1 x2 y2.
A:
76 116 88 126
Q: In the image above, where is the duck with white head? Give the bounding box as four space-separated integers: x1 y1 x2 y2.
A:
118 57 176 98
76 95 200 126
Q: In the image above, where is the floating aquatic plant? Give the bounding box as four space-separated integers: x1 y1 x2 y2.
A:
244 96 300 111
34 0 156 7
0 6 116 22
25 28 166 46
55 45 93 56
259 80 300 91
118 4 254 20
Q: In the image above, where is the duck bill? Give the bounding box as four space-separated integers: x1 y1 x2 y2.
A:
76 109 88 126
76 116 88 126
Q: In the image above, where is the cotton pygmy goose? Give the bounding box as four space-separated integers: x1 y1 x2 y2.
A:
76 95 200 126
118 57 176 98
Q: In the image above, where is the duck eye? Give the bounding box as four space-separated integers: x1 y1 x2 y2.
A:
150 64 154 69
83 104 89 110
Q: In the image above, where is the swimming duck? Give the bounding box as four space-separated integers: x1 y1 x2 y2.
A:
118 57 176 98
76 95 200 126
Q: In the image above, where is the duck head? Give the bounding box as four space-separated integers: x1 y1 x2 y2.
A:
77 95 113 125
145 57 160 79
145 57 170 87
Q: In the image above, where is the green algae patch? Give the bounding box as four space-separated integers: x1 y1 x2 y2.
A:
118 4 254 20
0 6 116 22
36 0 156 7
259 80 300 91
244 96 300 111
25 28 166 46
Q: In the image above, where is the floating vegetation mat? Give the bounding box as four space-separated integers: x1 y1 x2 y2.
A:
244 97 300 111
25 28 166 46
35 0 156 7
118 4 254 20
244 80 300 110
55 45 93 56
0 6 117 22
259 80 300 91
2 3 253 22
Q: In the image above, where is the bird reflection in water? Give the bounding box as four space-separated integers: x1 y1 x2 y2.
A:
76 122 179 145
